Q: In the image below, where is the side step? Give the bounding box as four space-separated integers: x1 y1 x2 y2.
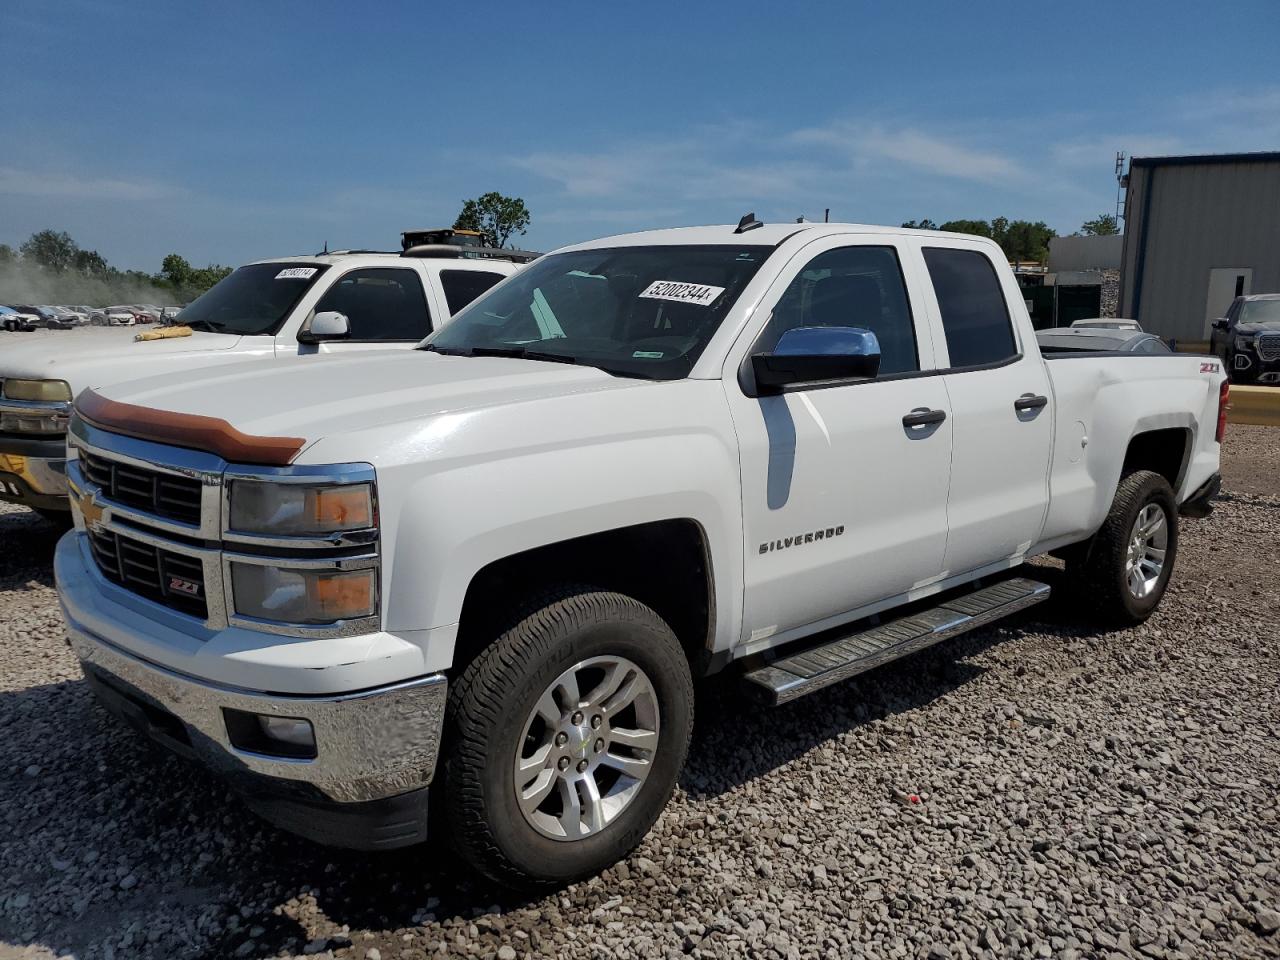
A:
742 577 1050 705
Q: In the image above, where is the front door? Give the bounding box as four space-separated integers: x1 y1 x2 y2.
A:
919 243 1053 576
300 267 435 355
727 238 953 647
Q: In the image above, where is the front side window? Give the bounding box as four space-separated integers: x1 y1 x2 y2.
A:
923 247 1018 368
426 245 769 379
180 262 330 336
313 268 431 340
759 245 919 375
440 270 506 315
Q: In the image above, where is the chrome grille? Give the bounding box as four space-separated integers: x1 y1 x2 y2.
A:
79 449 202 525
87 526 209 619
1257 334 1280 362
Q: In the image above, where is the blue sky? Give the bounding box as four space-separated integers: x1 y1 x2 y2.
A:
2 0 1278 271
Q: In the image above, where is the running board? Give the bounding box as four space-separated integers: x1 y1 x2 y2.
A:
742 577 1050 705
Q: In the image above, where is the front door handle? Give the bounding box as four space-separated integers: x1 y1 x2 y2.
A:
1014 394 1049 412
902 407 947 428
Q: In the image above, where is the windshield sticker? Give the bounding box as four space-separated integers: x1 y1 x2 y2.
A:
638 280 726 307
275 267 318 280
632 350 665 359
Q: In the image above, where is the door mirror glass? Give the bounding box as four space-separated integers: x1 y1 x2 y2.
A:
300 311 350 343
752 326 881 393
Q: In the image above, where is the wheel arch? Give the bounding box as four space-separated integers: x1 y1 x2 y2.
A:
451 518 719 680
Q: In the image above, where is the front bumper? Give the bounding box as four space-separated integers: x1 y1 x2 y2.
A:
64 599 447 849
1230 347 1280 384
0 434 69 509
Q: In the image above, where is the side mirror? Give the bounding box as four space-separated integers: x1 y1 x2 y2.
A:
299 310 350 343
752 326 881 394
1211 318 1229 331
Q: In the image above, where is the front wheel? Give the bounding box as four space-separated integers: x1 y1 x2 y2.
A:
1064 469 1178 626
441 587 693 889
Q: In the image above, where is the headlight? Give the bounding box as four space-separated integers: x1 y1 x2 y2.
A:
229 479 374 536
1238 336 1257 349
3 379 73 402
231 564 377 624
0 410 69 434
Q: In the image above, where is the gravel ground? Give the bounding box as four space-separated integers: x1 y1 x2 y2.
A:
1 429 1277 960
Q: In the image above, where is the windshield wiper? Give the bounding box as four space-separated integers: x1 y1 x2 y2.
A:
467 345 582 365
183 319 228 333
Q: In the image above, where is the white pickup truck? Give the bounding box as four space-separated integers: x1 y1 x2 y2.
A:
0 247 526 516
54 221 1226 888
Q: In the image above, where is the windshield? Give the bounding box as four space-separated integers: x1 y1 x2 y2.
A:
424 245 770 379
1241 300 1280 324
177 262 331 336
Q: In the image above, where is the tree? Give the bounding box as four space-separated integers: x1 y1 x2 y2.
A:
1081 213 1120 236
0 244 15 264
997 219 1055 262
938 219 992 238
73 248 109 278
20 229 78 272
901 219 938 230
454 192 531 247
160 253 193 288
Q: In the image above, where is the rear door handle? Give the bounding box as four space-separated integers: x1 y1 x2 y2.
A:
902 408 947 428
1014 394 1049 412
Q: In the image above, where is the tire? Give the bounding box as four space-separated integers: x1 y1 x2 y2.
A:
1064 470 1178 626
441 586 693 889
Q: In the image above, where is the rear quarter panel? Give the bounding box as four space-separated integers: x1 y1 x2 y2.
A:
1040 354 1224 547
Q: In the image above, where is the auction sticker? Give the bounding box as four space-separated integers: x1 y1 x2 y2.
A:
639 280 725 307
275 267 318 280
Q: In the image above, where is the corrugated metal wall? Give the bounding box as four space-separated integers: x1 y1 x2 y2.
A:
1119 157 1280 342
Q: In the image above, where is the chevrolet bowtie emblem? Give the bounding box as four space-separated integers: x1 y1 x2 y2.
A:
75 486 106 528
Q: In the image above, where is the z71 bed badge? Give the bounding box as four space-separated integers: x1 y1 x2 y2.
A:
1201 361 1220 374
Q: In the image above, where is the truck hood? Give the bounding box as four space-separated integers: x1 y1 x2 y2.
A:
1 327 249 389
91 351 648 450
1238 321 1280 335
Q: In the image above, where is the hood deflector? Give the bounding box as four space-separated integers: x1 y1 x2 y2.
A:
75 388 306 466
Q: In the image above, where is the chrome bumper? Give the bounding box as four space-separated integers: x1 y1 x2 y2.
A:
66 621 447 804
0 449 68 507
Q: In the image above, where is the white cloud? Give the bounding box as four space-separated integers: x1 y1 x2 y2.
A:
791 123 1026 184
0 166 185 201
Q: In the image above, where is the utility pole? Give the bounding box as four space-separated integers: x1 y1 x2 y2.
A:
1114 152 1127 226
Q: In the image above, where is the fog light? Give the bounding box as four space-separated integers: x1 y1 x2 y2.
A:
223 708 317 759
259 715 315 749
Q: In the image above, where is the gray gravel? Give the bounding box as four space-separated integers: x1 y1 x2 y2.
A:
1 429 1278 960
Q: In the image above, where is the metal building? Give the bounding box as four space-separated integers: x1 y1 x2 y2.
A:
1119 151 1280 346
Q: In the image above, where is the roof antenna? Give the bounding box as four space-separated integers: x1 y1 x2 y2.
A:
322 240 328 253
734 212 764 234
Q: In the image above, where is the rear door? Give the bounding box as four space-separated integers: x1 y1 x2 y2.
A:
917 241 1053 576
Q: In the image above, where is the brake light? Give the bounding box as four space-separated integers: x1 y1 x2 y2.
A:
1215 379 1229 443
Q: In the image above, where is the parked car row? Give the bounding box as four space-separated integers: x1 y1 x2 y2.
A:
0 302 185 331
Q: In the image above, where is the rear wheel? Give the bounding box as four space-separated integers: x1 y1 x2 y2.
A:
441 587 693 889
1064 470 1178 625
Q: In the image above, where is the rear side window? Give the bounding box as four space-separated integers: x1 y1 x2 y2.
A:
313 268 430 340
923 248 1018 368
440 270 506 315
